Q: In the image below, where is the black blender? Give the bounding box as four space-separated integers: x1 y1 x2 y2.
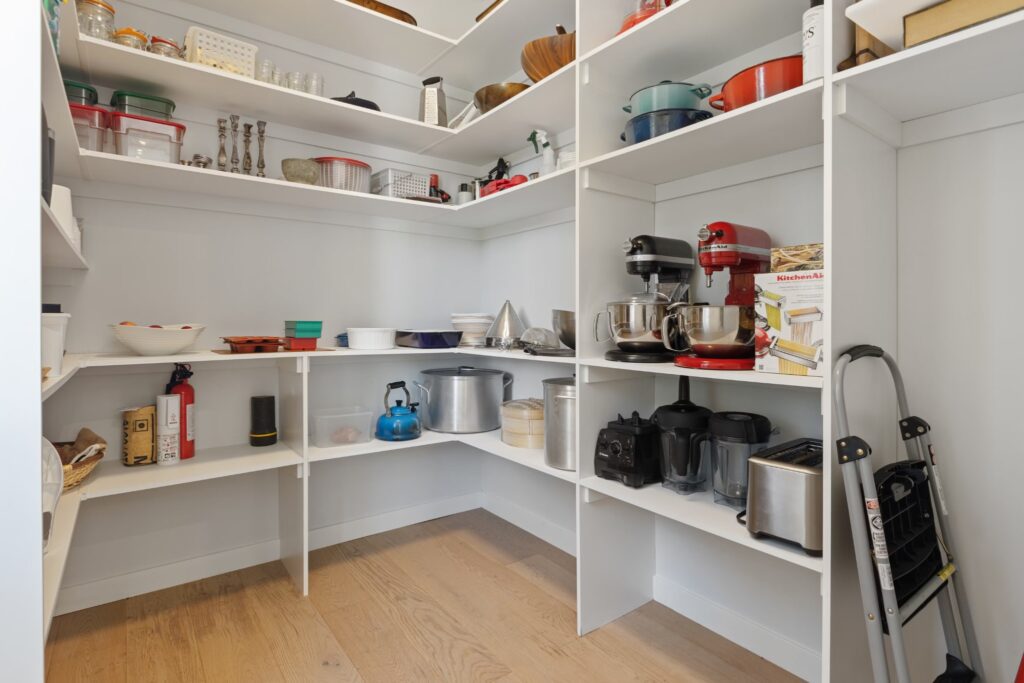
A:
651 377 712 494
709 411 773 509
597 235 694 363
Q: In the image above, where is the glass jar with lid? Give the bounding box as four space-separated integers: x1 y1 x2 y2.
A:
148 36 181 59
113 27 147 50
76 0 116 41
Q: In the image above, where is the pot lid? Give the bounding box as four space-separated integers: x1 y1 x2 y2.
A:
629 80 702 98
612 291 670 304
422 366 505 377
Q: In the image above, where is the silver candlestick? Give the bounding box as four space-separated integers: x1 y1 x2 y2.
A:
229 114 240 173
256 121 266 178
217 118 228 171
243 123 253 175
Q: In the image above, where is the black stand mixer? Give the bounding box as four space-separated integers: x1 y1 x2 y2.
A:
597 235 695 363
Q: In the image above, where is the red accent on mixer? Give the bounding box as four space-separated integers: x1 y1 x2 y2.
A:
697 221 771 306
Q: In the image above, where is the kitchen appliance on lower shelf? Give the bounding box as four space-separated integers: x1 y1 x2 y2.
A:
594 411 661 487
669 222 771 371
416 367 512 434
741 438 823 554
709 411 772 509
596 235 693 363
374 381 420 442
651 377 712 494
543 378 576 471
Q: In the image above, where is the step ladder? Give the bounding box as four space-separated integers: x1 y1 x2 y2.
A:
833 345 983 683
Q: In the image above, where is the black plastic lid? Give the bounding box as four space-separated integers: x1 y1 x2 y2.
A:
459 183 471 192
42 303 62 313
810 0 823 6
709 412 772 443
651 401 712 431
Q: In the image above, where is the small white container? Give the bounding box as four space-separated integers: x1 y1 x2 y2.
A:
312 408 373 448
42 313 70 376
346 328 396 350
156 394 181 466
49 185 74 238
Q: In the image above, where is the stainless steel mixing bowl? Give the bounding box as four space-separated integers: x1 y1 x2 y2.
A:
664 305 756 358
596 296 684 353
552 309 576 350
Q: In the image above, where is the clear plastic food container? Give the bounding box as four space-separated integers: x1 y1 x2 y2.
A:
312 408 373 448
110 111 186 163
314 157 372 193
69 103 109 152
149 36 181 59
76 0 115 41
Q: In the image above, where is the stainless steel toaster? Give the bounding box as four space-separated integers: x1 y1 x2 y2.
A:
744 439 823 555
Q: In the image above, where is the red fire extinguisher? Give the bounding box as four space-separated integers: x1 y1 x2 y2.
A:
166 363 195 460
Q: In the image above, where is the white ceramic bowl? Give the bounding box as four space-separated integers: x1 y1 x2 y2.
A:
111 323 205 356
347 327 396 350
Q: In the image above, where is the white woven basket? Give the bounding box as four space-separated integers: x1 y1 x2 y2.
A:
184 26 257 78
371 168 430 199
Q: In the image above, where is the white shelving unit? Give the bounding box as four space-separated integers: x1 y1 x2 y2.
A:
34 1 1017 680
42 489 81 638
41 199 87 270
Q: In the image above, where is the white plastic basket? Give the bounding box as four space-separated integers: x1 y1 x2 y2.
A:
371 168 430 199
184 26 257 78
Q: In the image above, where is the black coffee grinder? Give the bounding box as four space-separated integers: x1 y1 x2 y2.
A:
594 411 662 488
651 377 713 494
604 235 694 363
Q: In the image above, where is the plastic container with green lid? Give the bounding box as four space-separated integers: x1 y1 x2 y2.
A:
64 80 98 106
110 90 176 120
284 321 323 338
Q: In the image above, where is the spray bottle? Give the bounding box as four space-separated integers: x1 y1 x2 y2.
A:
528 129 557 176
166 363 195 459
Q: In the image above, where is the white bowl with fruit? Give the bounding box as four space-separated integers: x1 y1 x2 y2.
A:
111 322 206 356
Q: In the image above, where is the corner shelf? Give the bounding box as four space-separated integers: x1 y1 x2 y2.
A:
580 357 823 390
81 443 302 499
581 81 824 185
43 488 81 637
41 198 87 270
832 9 1024 122
459 430 576 483
581 476 823 573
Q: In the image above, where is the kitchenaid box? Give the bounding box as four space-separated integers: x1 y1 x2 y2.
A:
755 270 825 377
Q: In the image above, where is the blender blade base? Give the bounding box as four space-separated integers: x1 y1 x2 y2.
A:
675 355 754 371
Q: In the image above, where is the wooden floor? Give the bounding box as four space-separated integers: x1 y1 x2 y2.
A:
46 509 800 682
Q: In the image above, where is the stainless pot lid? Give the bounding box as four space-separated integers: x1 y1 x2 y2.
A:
422 366 505 378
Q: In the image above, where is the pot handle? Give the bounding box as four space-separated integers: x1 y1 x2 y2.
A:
383 381 411 414
555 24 567 35
690 82 713 99
708 93 725 110
661 311 689 352
413 380 429 407
622 104 632 113
502 373 513 389
594 310 612 343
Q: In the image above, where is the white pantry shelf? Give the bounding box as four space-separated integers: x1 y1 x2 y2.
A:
582 81 824 185
42 357 82 402
61 34 452 154
41 10 79 177
580 357 823 390
309 430 458 463
459 431 576 483
580 0 808 93
82 443 302 499
457 347 575 364
581 476 823 573
76 151 574 230
833 9 1024 123
41 198 87 270
43 488 81 637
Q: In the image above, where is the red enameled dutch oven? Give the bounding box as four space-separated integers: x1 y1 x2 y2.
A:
709 55 803 112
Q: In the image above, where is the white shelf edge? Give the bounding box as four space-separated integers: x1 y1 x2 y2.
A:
41 357 82 402
580 357 823 389
41 198 87 270
43 488 82 637
459 431 577 483
580 476 823 573
577 0 689 63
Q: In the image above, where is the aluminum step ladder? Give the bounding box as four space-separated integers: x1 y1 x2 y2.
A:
833 345 983 683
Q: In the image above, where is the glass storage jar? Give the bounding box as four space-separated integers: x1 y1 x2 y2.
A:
113 27 147 50
148 36 181 59
76 0 116 41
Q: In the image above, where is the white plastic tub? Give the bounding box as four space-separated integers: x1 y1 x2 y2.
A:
347 328 396 350
312 408 373 448
42 313 70 376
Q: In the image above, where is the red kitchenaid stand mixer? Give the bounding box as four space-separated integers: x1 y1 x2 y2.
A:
674 221 771 371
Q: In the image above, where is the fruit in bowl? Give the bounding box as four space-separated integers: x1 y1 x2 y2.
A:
111 323 206 356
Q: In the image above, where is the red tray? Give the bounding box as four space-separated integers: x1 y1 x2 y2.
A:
283 337 317 351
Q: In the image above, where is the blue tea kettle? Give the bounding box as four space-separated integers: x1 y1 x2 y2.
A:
375 381 421 442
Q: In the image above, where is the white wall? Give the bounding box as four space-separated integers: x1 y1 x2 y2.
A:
897 121 1024 682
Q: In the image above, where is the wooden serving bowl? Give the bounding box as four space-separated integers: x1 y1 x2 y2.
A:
521 25 576 83
474 83 530 113
347 0 416 25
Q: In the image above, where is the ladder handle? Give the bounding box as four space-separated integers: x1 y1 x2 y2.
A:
843 345 884 362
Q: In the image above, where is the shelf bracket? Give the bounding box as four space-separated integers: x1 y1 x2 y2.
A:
582 487 606 504
834 83 903 149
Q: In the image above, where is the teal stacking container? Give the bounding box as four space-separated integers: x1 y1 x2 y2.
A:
285 320 323 338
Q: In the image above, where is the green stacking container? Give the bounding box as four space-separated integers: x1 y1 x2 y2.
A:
285 321 323 338
110 90 176 120
64 79 98 106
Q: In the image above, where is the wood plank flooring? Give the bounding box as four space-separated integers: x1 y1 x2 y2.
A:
46 509 800 683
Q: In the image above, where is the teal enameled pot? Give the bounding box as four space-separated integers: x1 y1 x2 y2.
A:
623 80 712 115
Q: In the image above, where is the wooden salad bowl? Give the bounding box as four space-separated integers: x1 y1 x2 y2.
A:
348 0 416 25
521 24 576 83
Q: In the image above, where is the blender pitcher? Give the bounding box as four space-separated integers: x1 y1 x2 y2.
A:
709 412 772 509
651 378 712 494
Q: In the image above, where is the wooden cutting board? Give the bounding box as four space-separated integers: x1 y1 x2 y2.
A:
904 0 1024 47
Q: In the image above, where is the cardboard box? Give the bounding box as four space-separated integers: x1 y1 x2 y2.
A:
905 0 1024 48
755 270 825 377
771 243 824 272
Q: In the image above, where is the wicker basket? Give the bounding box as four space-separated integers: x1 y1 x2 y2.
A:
55 439 106 492
371 168 430 199
184 26 258 78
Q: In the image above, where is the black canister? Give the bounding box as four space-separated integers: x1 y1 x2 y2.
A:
42 108 54 204
250 396 277 447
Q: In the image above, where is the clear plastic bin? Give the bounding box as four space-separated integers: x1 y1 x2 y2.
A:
314 157 371 193
312 408 373 448
69 103 108 152
110 111 186 164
